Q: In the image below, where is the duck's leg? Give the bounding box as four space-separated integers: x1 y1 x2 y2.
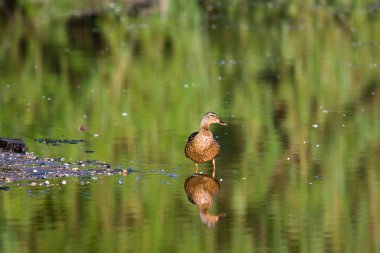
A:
212 159 216 178
195 163 199 174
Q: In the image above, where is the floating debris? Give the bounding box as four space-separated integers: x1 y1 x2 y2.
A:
78 125 88 132
123 167 136 175
35 138 86 145
0 186 10 191
166 173 178 178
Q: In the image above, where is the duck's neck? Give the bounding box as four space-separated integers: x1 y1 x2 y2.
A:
200 121 211 131
200 125 209 131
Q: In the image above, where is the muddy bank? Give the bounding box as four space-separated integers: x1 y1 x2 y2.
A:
0 138 134 186
0 151 134 185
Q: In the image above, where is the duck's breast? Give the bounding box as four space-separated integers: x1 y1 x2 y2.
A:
185 131 220 162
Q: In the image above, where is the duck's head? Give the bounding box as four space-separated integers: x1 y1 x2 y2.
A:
200 112 227 129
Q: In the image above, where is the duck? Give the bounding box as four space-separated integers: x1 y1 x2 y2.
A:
184 112 227 177
184 174 225 227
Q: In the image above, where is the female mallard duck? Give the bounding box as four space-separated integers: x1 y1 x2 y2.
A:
184 112 227 176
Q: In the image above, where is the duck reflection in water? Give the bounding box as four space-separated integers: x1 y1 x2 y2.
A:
184 174 226 227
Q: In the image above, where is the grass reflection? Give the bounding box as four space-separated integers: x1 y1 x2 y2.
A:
0 1 379 253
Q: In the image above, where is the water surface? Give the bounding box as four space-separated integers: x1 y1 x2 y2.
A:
0 1 379 252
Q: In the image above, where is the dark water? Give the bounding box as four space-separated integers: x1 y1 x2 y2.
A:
1 2 380 253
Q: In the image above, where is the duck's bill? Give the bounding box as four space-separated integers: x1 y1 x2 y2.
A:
218 120 227 126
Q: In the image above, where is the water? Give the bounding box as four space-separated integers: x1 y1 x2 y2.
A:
1 2 380 253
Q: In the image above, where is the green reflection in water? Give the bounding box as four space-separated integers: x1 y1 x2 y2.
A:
1 1 380 253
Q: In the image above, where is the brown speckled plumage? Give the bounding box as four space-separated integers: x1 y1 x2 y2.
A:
184 174 225 227
184 174 220 208
184 112 226 176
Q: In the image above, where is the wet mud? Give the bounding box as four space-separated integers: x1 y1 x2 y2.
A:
0 138 134 186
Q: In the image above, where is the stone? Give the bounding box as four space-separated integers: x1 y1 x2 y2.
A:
0 138 27 153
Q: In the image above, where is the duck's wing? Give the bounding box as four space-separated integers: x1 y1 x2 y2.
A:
187 132 199 142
